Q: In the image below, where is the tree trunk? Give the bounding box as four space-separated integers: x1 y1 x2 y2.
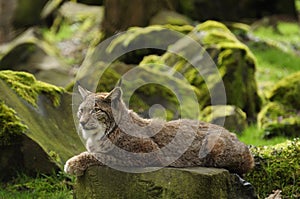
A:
101 0 178 37
0 0 17 43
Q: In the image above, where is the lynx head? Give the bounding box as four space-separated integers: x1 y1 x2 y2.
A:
77 85 123 140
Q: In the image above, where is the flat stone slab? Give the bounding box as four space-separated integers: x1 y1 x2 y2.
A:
75 166 257 199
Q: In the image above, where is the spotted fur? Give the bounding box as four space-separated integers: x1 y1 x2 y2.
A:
64 86 254 176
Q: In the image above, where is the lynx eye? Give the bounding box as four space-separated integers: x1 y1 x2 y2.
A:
90 107 101 114
90 109 96 114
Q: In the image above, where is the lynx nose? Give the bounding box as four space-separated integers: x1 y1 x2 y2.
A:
79 117 89 126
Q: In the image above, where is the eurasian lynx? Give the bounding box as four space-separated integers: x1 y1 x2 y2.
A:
64 86 254 176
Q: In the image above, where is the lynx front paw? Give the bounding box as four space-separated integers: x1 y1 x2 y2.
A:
64 152 103 176
64 155 86 176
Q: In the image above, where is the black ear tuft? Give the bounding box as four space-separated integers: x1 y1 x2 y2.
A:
78 85 92 99
104 87 122 102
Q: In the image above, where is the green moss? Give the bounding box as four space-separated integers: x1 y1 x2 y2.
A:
268 71 300 109
257 102 300 138
96 67 121 92
200 105 246 121
195 21 256 63
0 70 64 107
196 20 231 32
258 102 287 128
107 26 168 53
258 72 300 137
200 105 247 133
163 24 194 34
140 55 165 68
226 22 250 35
263 117 300 138
245 138 300 198
150 11 193 26
139 21 260 120
0 101 27 146
122 66 201 120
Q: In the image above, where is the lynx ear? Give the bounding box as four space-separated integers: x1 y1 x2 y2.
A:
78 85 92 99
105 87 122 102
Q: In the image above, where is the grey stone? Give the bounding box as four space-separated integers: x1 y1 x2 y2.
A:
0 79 84 180
75 166 257 199
0 28 74 87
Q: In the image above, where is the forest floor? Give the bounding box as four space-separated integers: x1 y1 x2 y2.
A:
238 21 300 146
1 20 300 198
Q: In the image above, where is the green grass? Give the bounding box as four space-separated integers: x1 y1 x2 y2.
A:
0 172 74 199
243 21 300 146
248 21 300 94
249 43 300 94
238 125 287 146
253 22 300 43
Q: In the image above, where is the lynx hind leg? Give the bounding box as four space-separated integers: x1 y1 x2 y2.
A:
64 152 103 176
201 132 254 175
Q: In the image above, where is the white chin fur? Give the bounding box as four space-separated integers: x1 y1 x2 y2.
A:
81 124 106 140
82 128 99 139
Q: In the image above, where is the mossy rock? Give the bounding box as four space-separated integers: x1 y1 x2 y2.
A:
104 25 193 64
141 21 261 121
74 60 201 120
268 71 300 109
200 105 248 133
150 10 193 26
245 139 300 198
258 72 300 138
263 117 300 138
75 166 257 199
0 28 74 87
0 70 63 107
258 102 300 138
0 101 27 146
0 71 84 180
121 66 201 120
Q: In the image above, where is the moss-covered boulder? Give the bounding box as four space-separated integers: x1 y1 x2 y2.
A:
104 21 261 121
258 102 300 138
141 21 261 122
0 28 74 87
150 10 193 26
245 138 300 198
73 61 201 120
200 105 248 133
0 70 84 181
258 72 300 138
75 166 257 199
268 71 300 108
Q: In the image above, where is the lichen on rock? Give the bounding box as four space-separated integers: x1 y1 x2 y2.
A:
0 70 64 107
